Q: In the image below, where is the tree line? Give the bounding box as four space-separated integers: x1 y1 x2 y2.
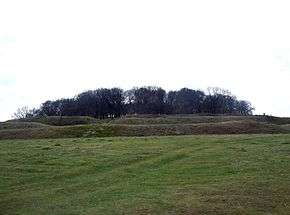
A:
14 86 254 119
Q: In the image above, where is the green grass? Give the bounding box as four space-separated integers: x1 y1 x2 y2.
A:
3 115 289 140
0 121 49 130
0 120 286 140
111 115 253 125
112 115 290 125
9 116 100 126
1 134 290 214
8 115 290 127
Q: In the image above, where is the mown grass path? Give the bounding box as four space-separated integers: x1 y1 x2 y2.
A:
1 134 290 214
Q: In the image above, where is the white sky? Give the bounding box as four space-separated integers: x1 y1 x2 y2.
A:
1 0 290 121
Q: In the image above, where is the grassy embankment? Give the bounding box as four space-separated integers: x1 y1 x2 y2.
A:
1 115 290 139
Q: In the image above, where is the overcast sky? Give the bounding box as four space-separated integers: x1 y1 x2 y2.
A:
1 0 290 121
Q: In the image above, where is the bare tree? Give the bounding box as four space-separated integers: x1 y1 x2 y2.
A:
12 106 36 119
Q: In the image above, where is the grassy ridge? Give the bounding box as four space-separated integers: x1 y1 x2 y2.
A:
0 121 49 130
1 134 290 214
112 115 290 125
111 115 252 125
0 120 286 140
10 116 100 126
2 115 290 140
8 115 290 126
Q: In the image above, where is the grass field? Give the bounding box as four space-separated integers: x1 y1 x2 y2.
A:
1 134 290 214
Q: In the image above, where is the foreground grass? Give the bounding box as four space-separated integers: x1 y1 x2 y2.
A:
1 135 290 214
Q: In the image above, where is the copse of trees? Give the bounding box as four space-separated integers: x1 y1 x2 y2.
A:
37 88 125 119
166 88 205 114
125 87 166 114
13 86 254 119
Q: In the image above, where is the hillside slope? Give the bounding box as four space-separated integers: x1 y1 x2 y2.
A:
8 115 290 126
8 116 100 126
0 120 287 140
0 121 49 130
111 115 290 125
2 115 289 140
